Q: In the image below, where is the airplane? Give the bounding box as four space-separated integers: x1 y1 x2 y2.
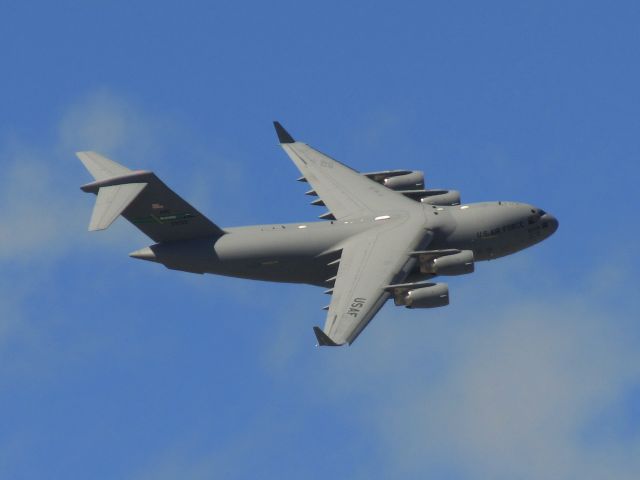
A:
78 122 558 347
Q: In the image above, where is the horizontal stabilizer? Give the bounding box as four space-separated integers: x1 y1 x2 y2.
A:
313 326 342 347
89 183 147 231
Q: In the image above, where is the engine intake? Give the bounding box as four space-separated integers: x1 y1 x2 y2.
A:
420 250 474 276
363 170 425 190
382 171 425 190
362 169 460 203
393 283 449 309
419 189 461 206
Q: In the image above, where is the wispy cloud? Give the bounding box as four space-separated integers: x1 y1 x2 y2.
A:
0 90 188 370
375 306 638 479
0 88 265 379
0 90 173 263
0 145 81 260
132 256 640 480
309 260 640 480
57 89 165 161
2 90 638 480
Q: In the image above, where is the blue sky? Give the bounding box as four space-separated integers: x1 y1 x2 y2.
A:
1 1 639 479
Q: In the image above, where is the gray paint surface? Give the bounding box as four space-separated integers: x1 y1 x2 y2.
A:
79 123 558 346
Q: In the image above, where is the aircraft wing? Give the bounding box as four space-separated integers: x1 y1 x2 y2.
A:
274 122 419 220
317 214 432 346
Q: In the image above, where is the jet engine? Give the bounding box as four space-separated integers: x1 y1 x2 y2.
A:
363 170 425 190
382 171 425 190
420 250 474 275
394 283 449 309
362 169 460 204
419 189 461 206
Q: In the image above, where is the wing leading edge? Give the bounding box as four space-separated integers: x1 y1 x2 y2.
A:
274 122 419 221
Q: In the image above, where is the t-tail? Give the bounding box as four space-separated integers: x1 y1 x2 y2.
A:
78 151 225 243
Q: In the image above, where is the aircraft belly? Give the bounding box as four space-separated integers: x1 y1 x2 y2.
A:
210 256 333 286
210 226 344 285
153 222 365 286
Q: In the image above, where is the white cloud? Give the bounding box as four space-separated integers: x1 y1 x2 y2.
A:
0 90 181 367
2 90 638 480
381 306 638 479
0 89 263 379
0 90 173 262
0 149 84 260
115 258 640 480
57 89 164 160
312 261 640 480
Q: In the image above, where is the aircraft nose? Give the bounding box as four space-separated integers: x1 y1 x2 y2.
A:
540 213 559 235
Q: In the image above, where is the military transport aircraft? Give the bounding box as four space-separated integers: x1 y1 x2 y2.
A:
79 122 558 346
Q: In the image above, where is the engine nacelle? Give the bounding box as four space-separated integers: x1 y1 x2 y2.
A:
395 283 449 309
383 171 425 190
419 189 461 206
420 250 474 276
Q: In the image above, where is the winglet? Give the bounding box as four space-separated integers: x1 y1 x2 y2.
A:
313 326 342 347
273 121 295 144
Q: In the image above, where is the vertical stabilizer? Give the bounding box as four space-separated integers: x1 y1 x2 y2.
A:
78 151 226 242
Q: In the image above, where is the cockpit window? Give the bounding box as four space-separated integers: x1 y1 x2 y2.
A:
538 209 546 216
528 214 540 225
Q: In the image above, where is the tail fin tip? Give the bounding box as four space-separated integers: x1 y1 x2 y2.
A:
76 151 131 181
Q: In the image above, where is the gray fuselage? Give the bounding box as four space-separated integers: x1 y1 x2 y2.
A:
140 201 558 286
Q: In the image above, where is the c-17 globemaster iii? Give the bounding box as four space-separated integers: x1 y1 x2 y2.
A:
79 122 558 346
